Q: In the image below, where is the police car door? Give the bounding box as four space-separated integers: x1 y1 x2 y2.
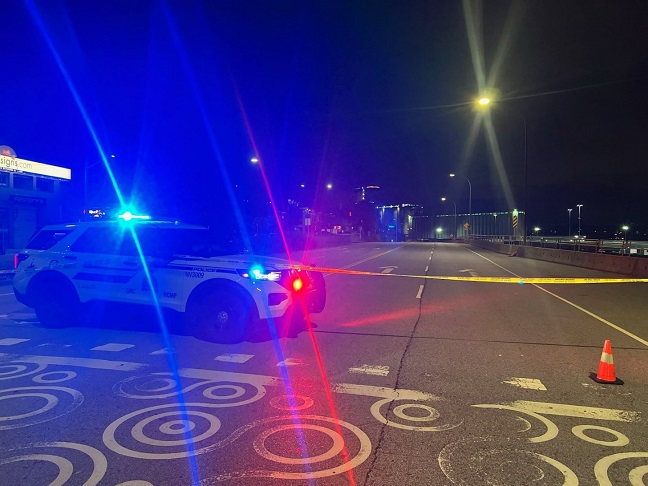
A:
67 226 143 304
129 226 186 310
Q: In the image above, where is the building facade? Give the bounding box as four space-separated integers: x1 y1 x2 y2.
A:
0 147 71 252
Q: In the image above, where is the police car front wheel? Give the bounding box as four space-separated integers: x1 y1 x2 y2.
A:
189 289 250 343
32 278 80 328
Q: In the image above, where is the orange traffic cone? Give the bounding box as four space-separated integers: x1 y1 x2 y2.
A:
590 340 623 385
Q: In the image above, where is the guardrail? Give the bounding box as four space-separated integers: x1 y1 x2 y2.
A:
471 235 648 257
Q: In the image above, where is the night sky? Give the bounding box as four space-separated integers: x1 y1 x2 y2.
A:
2 1 647 235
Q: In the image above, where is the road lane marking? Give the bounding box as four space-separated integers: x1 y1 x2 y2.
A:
533 286 648 347
467 248 648 348
348 365 390 376
0 292 15 296
503 377 547 391
149 348 175 355
277 358 302 367
425 266 428 272
0 353 147 371
324 245 405 277
379 266 397 274
331 383 439 400
90 343 135 352
501 400 641 422
215 353 254 363
0 338 30 346
416 285 424 298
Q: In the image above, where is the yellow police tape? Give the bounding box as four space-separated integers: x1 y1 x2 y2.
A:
295 266 648 284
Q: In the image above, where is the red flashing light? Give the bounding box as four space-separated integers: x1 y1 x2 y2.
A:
292 278 303 292
14 253 28 269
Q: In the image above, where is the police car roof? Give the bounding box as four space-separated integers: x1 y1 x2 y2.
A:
44 220 207 231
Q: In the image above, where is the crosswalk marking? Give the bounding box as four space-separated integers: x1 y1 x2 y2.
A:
90 343 135 352
0 338 30 346
349 365 390 376
214 353 254 363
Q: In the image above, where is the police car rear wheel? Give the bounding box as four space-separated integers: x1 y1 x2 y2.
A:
190 290 249 342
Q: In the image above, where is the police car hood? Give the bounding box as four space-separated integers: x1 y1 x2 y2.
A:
176 254 294 270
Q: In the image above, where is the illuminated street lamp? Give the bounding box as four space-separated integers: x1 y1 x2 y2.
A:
577 204 583 237
441 197 457 240
476 95 528 243
449 173 471 237
250 157 259 164
568 208 573 238
534 227 541 237
326 183 333 190
622 225 630 255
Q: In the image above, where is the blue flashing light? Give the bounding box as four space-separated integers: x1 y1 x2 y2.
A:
240 265 281 281
117 211 151 222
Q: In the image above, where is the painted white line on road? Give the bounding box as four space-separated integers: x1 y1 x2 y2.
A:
0 338 30 346
0 353 147 371
425 266 428 272
325 245 405 277
91 343 135 352
468 248 648 348
149 348 175 355
215 353 254 363
503 400 641 422
331 383 439 400
503 377 547 391
428 256 432 261
348 364 390 376
416 284 424 298
277 358 302 367
0 292 15 297
177 367 282 386
378 266 398 273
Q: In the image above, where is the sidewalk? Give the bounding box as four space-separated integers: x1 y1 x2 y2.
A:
0 253 14 285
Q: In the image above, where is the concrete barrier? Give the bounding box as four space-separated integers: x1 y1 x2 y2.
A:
470 240 648 278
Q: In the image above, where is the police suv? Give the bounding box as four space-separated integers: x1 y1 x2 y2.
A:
12 215 326 341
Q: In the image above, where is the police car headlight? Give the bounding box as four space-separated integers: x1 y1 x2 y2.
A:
237 266 282 282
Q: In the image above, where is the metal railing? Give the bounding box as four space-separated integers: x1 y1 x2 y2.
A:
471 234 648 257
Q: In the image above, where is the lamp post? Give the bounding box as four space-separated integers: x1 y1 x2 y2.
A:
475 96 527 243
441 197 457 240
622 225 629 255
449 174 471 237
568 208 573 238
577 204 583 237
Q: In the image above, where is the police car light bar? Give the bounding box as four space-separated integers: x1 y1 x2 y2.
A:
117 211 151 221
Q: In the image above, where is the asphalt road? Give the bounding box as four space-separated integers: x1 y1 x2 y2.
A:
1 242 647 485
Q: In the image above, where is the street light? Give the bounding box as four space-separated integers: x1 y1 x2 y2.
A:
577 204 583 237
568 208 573 238
449 173 471 237
250 157 259 164
475 96 528 243
441 197 457 240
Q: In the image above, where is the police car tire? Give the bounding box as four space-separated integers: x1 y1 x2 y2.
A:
32 276 80 328
189 289 249 343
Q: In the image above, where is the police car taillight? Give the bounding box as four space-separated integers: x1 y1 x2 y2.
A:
14 253 28 269
292 278 303 291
